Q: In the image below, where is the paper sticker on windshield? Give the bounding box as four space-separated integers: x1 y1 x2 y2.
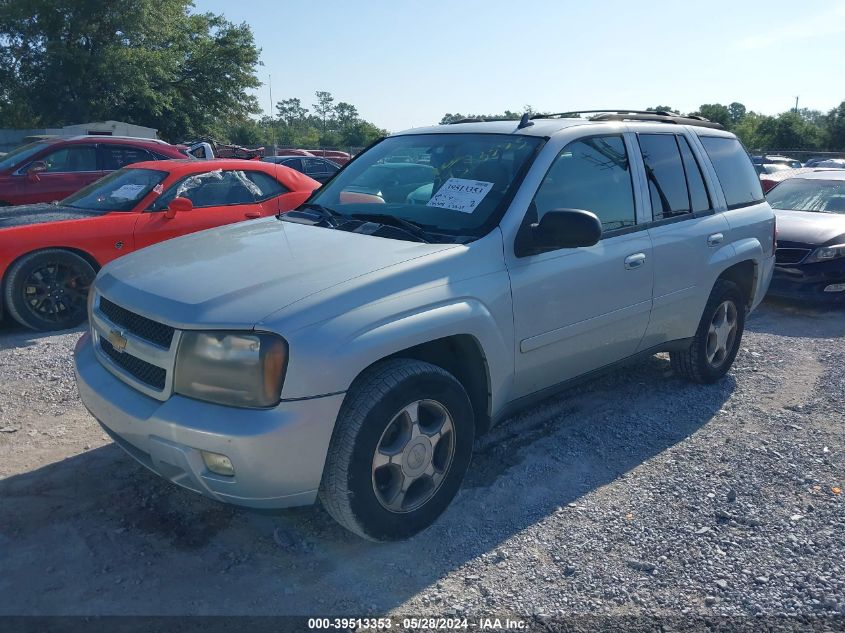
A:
110 184 146 200
426 178 494 213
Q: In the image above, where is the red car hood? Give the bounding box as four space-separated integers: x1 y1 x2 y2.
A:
0 203 100 230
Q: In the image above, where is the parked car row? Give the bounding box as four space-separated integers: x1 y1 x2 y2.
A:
0 159 319 330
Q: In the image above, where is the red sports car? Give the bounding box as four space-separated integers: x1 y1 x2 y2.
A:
0 159 319 331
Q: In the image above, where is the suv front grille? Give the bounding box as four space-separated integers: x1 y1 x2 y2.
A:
100 338 166 390
775 247 811 265
99 297 175 348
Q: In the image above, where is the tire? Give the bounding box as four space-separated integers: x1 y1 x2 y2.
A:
319 359 475 541
4 249 95 331
670 279 746 384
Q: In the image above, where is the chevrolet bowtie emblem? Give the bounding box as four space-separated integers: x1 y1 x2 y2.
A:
107 330 128 352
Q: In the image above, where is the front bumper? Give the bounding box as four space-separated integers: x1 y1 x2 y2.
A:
768 259 845 303
74 332 345 509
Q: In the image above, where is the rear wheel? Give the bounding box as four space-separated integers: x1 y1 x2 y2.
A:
319 359 475 541
670 279 745 384
4 249 95 331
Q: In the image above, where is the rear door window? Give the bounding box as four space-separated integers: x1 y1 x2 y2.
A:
245 171 288 200
699 136 764 209
677 136 711 212
303 158 329 177
637 134 691 220
100 145 156 171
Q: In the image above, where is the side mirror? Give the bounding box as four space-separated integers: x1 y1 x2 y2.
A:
165 196 193 219
529 209 602 252
25 161 47 182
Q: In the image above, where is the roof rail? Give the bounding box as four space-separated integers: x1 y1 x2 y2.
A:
530 109 725 130
445 116 521 124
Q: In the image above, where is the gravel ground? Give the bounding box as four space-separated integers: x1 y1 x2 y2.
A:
0 300 842 628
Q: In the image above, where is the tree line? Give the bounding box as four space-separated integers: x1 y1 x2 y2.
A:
441 102 845 151
227 92 387 150
2 0 842 153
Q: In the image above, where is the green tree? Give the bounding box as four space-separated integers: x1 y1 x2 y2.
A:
0 0 261 141
227 119 264 146
824 102 845 150
276 98 308 127
646 105 677 113
334 102 359 130
728 102 747 126
732 111 770 149
692 104 732 128
756 111 823 150
313 90 335 131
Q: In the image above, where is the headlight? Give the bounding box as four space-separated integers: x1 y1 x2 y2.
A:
174 331 288 408
805 243 845 263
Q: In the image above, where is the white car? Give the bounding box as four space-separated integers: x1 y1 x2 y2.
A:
75 110 776 541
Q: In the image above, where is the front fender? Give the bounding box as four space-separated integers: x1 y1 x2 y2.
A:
279 285 514 412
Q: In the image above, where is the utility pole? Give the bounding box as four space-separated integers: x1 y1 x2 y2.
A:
794 96 799 113
268 74 276 156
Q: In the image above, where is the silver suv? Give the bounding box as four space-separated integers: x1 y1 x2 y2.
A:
74 110 776 541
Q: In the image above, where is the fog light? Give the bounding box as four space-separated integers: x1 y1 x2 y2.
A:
823 283 845 293
201 451 235 476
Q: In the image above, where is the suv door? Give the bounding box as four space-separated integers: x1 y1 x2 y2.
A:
633 132 731 347
22 144 104 202
133 169 286 249
507 134 654 398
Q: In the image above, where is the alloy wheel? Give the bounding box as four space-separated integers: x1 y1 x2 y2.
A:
705 300 738 368
23 262 91 325
371 399 456 513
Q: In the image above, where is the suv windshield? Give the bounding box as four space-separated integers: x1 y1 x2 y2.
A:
0 141 48 171
767 178 845 214
64 168 168 212
301 133 543 241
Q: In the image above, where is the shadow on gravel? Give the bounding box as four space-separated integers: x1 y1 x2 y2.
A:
0 321 85 350
747 299 845 340
0 354 734 615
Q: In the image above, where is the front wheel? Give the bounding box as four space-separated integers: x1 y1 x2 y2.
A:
319 359 475 541
4 249 95 331
670 279 746 384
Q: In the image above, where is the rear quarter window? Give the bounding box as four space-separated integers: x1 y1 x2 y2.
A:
700 136 764 209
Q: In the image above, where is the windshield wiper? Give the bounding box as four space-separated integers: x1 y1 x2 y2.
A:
284 202 342 227
349 213 433 243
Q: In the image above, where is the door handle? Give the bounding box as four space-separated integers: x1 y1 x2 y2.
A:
707 232 724 247
624 252 647 269
245 211 262 218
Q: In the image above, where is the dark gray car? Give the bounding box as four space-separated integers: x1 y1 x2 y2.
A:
263 155 340 183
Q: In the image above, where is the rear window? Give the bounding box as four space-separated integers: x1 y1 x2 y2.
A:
700 136 764 209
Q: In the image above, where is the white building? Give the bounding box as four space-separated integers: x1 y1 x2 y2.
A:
0 120 158 152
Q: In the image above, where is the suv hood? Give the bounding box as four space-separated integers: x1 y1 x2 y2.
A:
0 203 99 229
96 218 459 329
775 208 845 246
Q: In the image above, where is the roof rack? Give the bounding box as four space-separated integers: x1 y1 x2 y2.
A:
446 116 521 124
530 110 725 130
